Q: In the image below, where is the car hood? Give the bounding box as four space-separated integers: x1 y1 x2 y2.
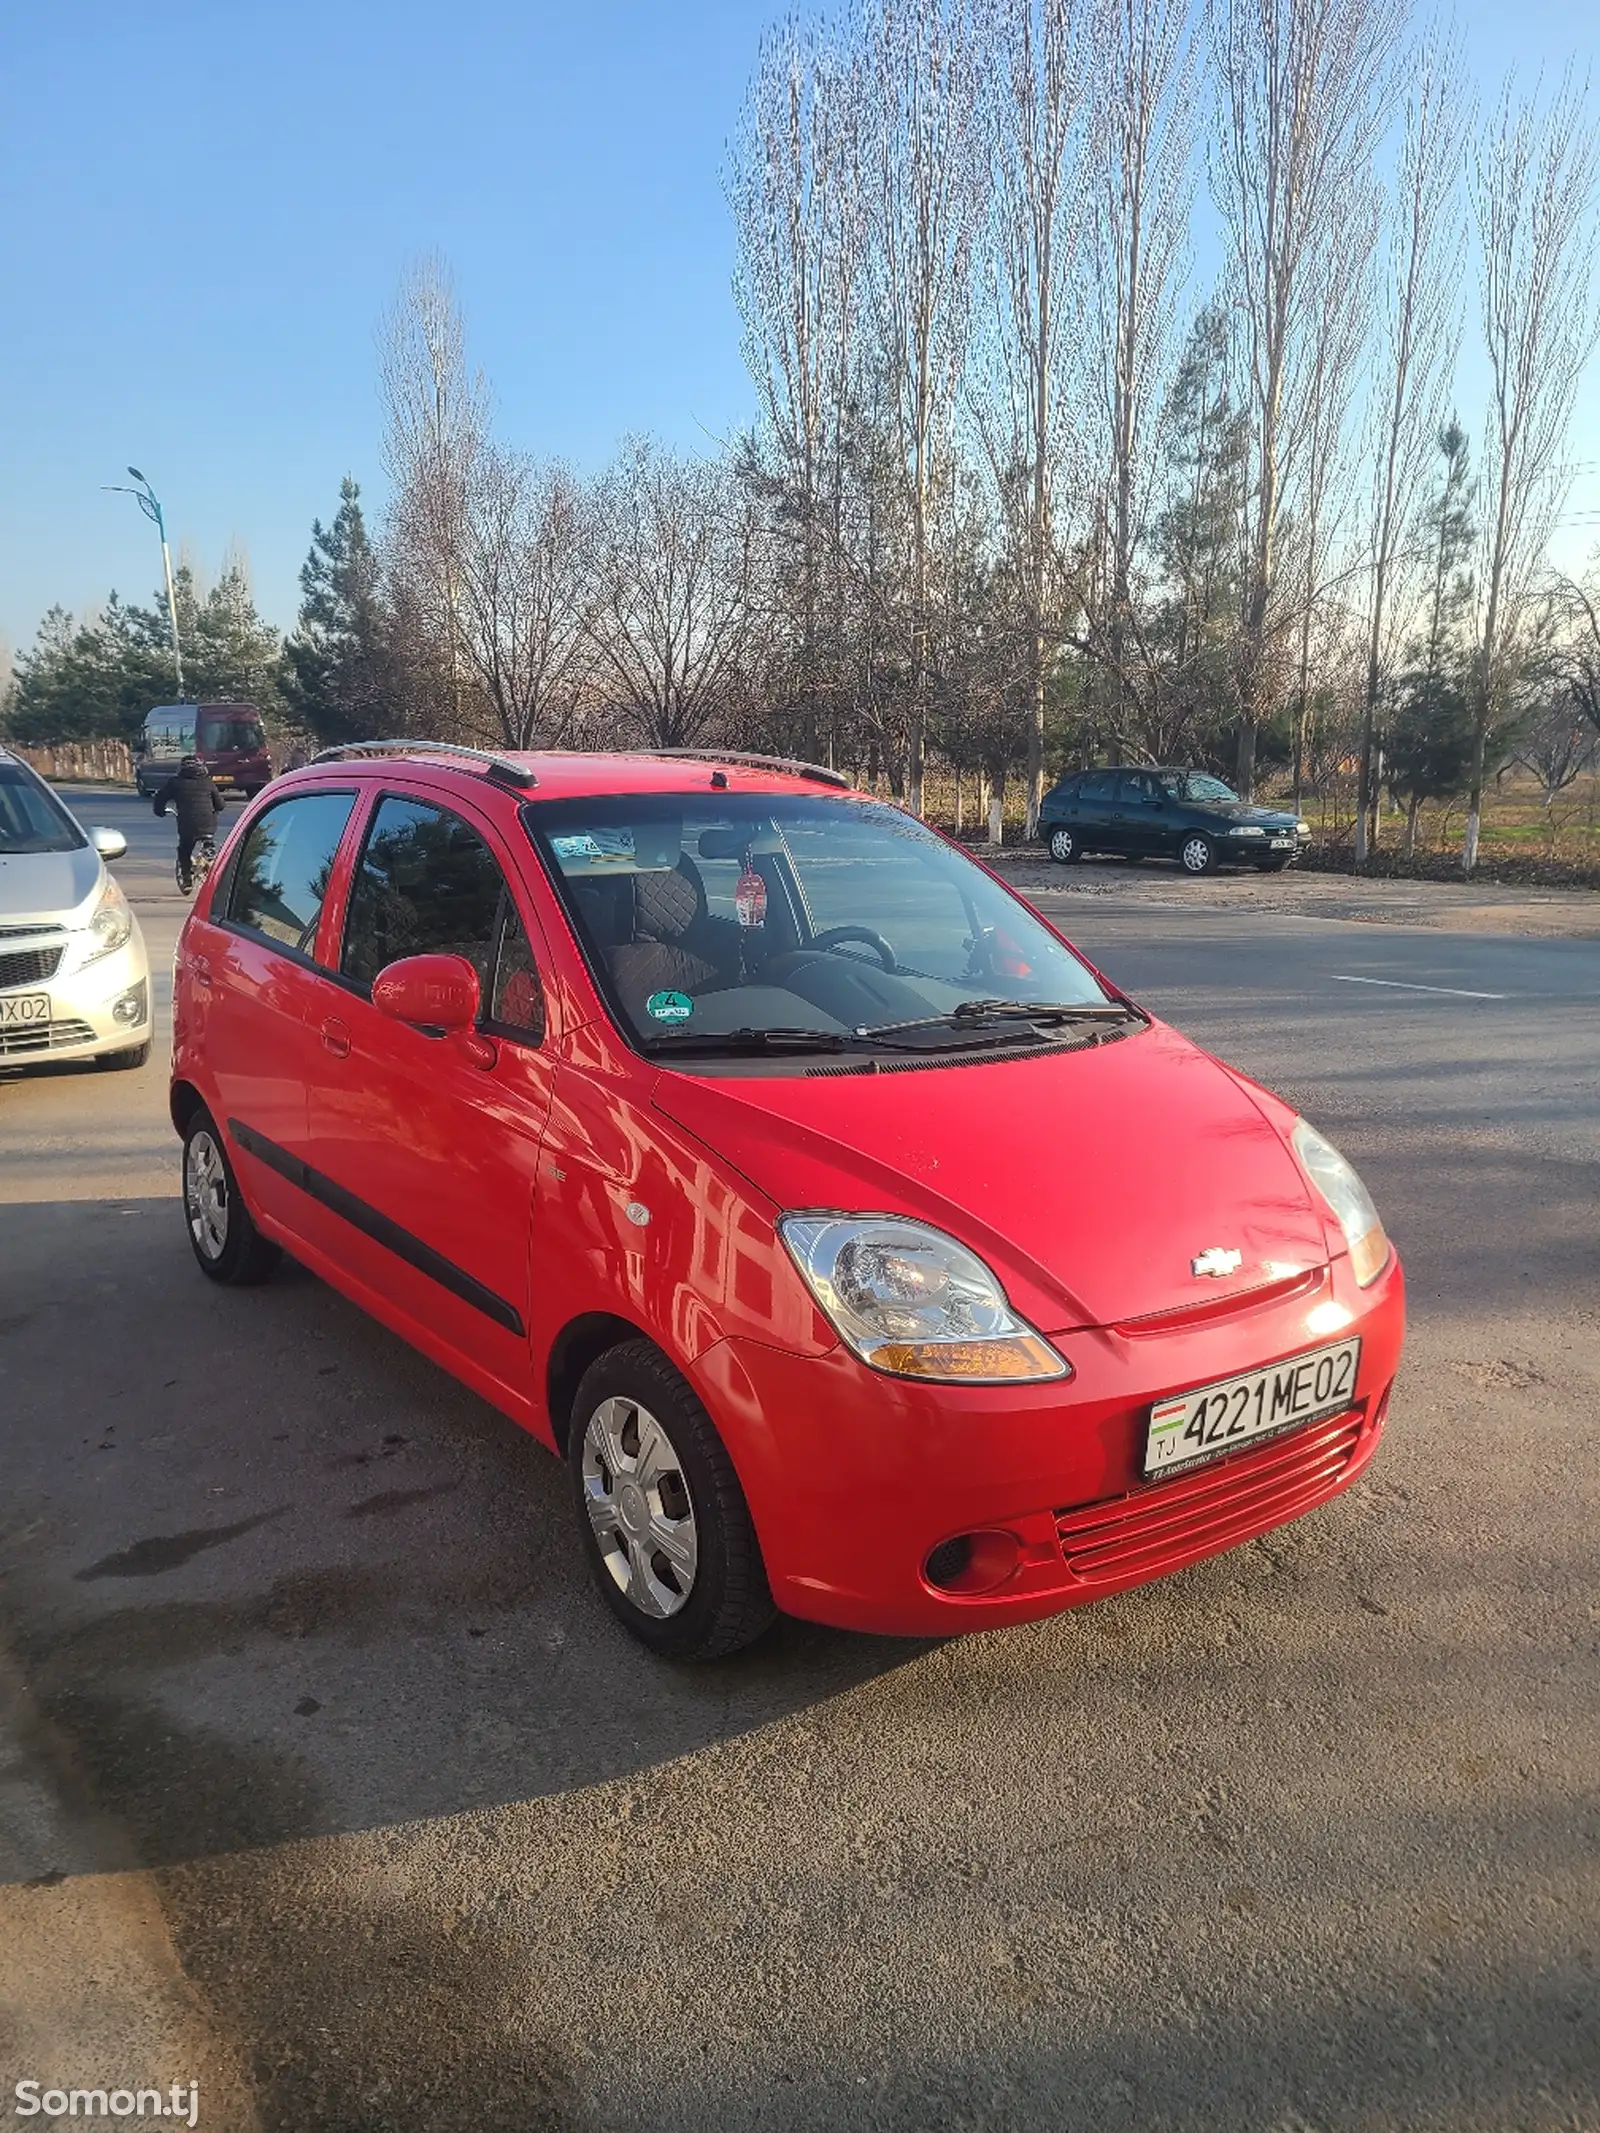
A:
1202 800 1299 828
651 1022 1333 1333
0 844 99 923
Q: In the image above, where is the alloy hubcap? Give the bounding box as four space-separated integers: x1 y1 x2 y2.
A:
1050 830 1072 859
185 1130 229 1259
581 1396 698 1618
1182 838 1210 872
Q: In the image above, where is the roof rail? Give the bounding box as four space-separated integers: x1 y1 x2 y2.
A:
309 739 538 790
637 748 851 790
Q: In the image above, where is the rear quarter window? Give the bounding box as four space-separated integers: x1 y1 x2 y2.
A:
225 791 357 960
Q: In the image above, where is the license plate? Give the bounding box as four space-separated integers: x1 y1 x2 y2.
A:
1145 1337 1362 1477
1269 836 1294 848
0 993 50 1029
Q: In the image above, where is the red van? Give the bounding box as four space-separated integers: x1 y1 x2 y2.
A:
169 742 1404 1659
135 702 273 798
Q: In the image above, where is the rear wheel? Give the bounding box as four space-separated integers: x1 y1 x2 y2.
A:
1046 825 1080 865
1179 833 1217 876
568 1340 775 1659
182 1109 280 1285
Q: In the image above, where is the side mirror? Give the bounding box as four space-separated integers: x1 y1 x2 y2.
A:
372 953 481 1032
90 827 128 860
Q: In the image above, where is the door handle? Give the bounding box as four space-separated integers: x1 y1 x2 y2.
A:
321 1017 350 1059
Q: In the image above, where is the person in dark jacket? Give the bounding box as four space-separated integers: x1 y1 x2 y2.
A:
153 755 224 889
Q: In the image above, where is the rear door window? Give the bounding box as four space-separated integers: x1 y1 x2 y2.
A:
226 791 357 960
200 713 265 754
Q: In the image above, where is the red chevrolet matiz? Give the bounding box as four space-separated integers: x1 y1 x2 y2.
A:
170 743 1404 1657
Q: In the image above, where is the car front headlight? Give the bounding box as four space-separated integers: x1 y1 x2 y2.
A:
1228 824 1267 837
778 1213 1069 1382
1292 1120 1390 1286
1296 820 1311 836
78 877 133 966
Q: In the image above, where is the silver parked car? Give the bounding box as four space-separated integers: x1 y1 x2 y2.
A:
0 749 152 1069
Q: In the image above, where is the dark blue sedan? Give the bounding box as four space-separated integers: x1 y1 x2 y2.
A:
1038 768 1309 876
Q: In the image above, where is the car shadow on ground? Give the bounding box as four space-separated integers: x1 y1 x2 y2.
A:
0 1196 938 1877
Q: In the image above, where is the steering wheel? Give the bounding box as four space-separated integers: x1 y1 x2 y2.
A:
809 924 896 971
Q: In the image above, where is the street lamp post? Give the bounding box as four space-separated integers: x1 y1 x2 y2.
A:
104 466 185 699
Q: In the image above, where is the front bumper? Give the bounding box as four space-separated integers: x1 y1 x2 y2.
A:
0 925 152 1063
689 1249 1405 1636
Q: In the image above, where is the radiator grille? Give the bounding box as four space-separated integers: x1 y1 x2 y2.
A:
0 1017 95 1056
1055 1411 1364 1586
0 945 63 989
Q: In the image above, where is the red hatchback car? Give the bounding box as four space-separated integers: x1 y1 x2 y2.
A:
170 743 1404 1657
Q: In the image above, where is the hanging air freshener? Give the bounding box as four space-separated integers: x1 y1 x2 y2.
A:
734 862 767 929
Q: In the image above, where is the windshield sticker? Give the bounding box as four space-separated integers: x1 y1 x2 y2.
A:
550 834 603 860
645 990 694 1023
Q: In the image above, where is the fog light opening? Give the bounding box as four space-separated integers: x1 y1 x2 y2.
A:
112 980 148 1027
923 1529 1022 1596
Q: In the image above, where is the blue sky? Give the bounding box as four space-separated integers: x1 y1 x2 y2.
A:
0 0 1595 661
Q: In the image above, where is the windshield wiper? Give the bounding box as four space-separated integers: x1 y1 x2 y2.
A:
858 999 1143 1038
642 1019 1043 1058
642 1025 856 1056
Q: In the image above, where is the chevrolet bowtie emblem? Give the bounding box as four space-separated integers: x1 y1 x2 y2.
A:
1192 1247 1243 1278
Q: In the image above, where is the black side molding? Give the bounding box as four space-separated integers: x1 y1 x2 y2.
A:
228 1118 525 1336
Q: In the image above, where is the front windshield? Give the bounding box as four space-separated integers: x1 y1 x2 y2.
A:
0 763 84 855
525 792 1113 1051
1168 772 1238 803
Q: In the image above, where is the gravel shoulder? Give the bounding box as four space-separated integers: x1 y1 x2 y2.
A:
988 849 1600 936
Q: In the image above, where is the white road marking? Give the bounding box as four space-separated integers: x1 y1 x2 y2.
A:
1330 974 1506 1000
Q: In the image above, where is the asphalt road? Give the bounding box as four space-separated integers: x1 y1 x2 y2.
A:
1 787 1596 2133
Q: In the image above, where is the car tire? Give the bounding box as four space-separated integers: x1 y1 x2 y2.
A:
568 1340 776 1660
182 1108 281 1286
1254 858 1289 872
95 1041 151 1071
1179 833 1217 876
1046 825 1080 865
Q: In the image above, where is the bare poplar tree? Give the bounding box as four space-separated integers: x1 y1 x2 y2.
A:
863 0 982 815
1089 0 1197 742
1213 0 1403 794
729 15 866 763
973 0 1096 834
381 260 595 751
1463 71 1600 872
455 453 594 750
1288 201 1379 817
379 257 490 735
1354 23 1464 865
586 439 763 749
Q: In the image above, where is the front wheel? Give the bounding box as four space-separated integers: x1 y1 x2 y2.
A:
569 1341 775 1659
96 1041 151 1072
1046 825 1080 865
1179 833 1217 876
182 1109 281 1285
1255 858 1290 872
